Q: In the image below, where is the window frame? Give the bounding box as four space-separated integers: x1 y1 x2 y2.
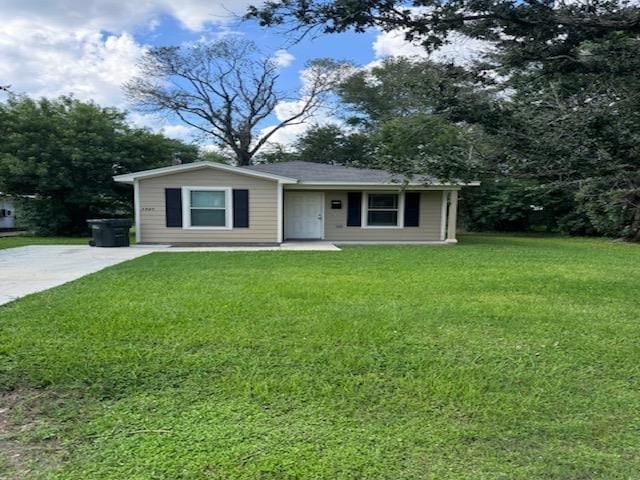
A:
181 186 233 230
361 191 404 229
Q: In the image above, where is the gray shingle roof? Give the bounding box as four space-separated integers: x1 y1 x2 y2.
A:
246 161 434 184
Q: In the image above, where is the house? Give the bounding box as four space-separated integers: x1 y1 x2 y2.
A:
0 195 16 230
114 161 478 245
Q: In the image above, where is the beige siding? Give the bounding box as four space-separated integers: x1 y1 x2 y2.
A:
323 190 444 241
138 169 279 243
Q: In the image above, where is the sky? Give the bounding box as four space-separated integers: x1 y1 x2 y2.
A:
0 1 487 151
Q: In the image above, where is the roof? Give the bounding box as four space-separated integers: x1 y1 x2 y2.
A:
114 160 479 187
113 161 298 184
246 161 437 184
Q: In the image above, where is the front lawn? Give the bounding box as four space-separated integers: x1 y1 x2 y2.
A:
1 235 639 479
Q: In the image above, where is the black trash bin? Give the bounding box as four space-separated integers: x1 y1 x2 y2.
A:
87 219 132 247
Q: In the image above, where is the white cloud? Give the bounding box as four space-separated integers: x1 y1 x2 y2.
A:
160 124 194 141
372 30 427 59
256 62 355 149
0 1 262 140
372 29 493 66
258 100 341 148
0 0 255 33
128 112 200 143
272 49 295 68
0 20 145 107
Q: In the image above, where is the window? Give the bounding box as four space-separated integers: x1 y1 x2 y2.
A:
182 187 232 229
365 193 401 227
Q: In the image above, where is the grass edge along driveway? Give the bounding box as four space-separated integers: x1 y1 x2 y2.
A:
0 236 89 250
1 234 639 479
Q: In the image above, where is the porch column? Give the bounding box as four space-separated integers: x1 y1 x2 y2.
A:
446 190 458 244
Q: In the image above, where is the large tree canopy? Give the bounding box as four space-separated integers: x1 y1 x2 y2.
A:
0 96 199 235
257 124 375 166
125 38 348 165
249 0 640 240
248 0 640 66
338 57 497 127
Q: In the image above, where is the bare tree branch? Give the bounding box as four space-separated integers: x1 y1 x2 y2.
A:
124 39 346 165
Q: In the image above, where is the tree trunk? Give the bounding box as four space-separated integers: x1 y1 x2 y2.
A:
236 149 253 166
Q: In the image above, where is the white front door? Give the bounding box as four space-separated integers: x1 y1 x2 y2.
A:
284 191 324 239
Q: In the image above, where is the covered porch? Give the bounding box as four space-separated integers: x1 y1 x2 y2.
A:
281 187 460 244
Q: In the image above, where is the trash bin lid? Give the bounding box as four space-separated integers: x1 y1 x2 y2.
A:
87 218 132 227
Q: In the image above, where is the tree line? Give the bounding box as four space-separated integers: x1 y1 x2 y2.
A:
247 0 640 240
0 96 208 235
1 0 638 239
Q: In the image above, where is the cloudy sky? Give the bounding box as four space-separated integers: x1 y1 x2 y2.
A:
0 1 484 149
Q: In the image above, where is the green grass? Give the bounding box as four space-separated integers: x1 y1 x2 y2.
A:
0 229 136 250
1 235 639 479
0 236 89 249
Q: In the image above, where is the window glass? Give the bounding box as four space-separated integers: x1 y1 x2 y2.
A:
367 193 399 226
368 211 398 226
189 189 227 227
191 209 226 226
191 191 225 208
368 194 397 209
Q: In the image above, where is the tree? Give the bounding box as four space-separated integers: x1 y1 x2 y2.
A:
501 27 640 239
199 150 235 164
250 1 640 240
336 58 498 181
125 38 348 165
0 96 198 235
252 124 374 166
248 0 640 68
338 57 496 127
253 143 300 164
293 124 375 166
373 113 490 181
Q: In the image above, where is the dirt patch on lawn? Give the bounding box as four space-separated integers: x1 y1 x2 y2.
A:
0 389 68 479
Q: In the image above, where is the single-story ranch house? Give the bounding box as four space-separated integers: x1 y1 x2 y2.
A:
114 161 478 245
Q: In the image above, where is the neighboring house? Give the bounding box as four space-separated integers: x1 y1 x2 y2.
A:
114 161 478 245
0 195 16 230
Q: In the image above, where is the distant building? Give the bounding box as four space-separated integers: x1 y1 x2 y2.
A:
0 195 15 229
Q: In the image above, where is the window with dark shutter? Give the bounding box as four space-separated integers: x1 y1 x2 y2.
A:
232 189 249 228
346 192 362 227
165 188 182 227
404 192 420 227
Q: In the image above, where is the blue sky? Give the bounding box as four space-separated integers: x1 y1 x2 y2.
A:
133 14 380 117
0 1 484 150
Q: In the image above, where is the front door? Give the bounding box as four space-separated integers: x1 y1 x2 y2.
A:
284 191 324 239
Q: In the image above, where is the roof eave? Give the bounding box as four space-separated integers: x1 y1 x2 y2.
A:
113 161 299 184
294 181 481 187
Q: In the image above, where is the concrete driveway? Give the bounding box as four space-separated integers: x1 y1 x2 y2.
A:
0 246 152 306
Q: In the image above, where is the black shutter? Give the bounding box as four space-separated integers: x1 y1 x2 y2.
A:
346 192 362 227
165 188 182 227
404 192 420 227
232 189 249 228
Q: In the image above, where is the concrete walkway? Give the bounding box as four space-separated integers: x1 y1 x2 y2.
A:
0 242 339 306
139 241 341 252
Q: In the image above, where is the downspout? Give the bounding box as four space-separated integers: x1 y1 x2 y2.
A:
133 179 141 244
446 190 459 244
